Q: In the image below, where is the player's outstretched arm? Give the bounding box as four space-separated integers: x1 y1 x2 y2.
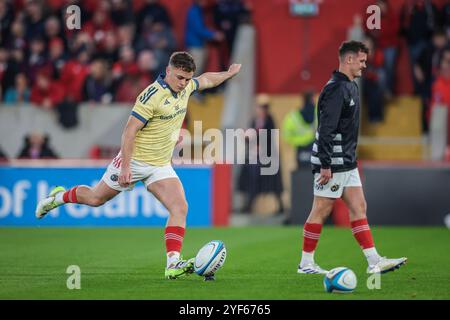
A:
195 64 242 91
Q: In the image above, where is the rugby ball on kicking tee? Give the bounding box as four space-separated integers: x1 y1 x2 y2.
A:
323 267 357 293
194 240 227 276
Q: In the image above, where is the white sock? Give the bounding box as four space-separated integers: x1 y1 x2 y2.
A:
363 247 381 266
166 252 180 268
55 192 65 205
300 251 315 267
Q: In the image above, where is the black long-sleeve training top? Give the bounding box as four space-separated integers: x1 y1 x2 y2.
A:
311 70 360 174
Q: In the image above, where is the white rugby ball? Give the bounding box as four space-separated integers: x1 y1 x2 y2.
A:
323 267 357 293
194 240 227 276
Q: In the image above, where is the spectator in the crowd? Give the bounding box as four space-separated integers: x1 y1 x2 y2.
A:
87 0 110 16
114 49 155 103
400 0 438 94
4 73 30 104
44 15 65 45
238 100 284 214
23 0 47 41
430 47 450 132
137 49 158 81
48 37 67 79
0 0 14 47
282 91 317 168
45 0 66 14
30 69 65 110
415 29 449 132
137 21 177 75
5 18 27 52
439 1 450 33
114 67 149 103
26 36 48 84
112 45 138 80
367 0 400 99
114 71 139 103
347 14 364 42
54 39 83 128
432 46 450 101
110 0 135 26
68 31 95 58
213 0 250 68
0 47 8 98
1 48 26 95
17 131 58 159
60 46 91 102
185 0 224 77
116 23 136 49
362 35 386 123
82 59 114 104
96 30 119 65
137 0 172 35
83 8 115 52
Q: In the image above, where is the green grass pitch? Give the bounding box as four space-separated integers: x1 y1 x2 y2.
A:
0 226 449 300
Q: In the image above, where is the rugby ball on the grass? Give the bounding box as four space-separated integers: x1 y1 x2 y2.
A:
194 240 227 276
323 267 357 293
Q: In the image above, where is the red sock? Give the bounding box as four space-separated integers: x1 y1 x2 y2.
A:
165 226 185 253
302 223 322 253
351 218 375 249
62 186 79 203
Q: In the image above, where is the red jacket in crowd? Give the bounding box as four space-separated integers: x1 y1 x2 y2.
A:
431 75 450 143
30 75 65 109
60 60 90 102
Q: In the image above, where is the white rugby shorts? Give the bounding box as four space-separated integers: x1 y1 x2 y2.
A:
102 157 179 192
313 168 362 198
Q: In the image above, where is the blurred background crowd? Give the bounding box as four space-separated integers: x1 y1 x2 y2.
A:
354 0 450 133
0 0 250 107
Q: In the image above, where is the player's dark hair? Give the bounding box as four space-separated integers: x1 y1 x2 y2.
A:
338 41 369 59
169 52 196 73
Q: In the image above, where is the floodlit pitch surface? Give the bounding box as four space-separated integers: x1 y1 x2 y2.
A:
0 226 449 299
